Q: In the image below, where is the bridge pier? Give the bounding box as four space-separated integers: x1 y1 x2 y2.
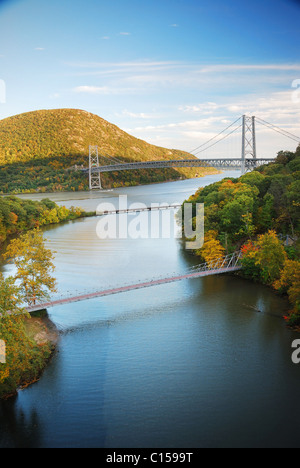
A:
241 115 257 174
89 145 102 190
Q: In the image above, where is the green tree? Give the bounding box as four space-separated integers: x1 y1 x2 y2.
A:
4 229 57 306
0 273 30 390
242 230 287 285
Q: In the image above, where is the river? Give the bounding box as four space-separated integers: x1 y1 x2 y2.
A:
0 172 299 448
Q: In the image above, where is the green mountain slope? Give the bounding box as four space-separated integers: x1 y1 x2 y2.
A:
0 109 217 193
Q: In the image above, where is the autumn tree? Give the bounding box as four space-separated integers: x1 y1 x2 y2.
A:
254 230 287 284
197 230 225 267
0 273 31 391
274 259 300 326
4 229 57 306
241 231 287 285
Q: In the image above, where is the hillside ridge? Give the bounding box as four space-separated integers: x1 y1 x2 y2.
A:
0 108 218 193
0 108 192 164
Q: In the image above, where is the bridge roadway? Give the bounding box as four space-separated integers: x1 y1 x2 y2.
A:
87 158 275 174
27 264 242 314
97 204 182 216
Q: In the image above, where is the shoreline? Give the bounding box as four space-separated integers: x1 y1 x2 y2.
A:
0 312 60 400
0 168 221 197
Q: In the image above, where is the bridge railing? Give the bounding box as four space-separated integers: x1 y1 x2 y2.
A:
85 158 275 174
24 251 243 313
188 251 242 273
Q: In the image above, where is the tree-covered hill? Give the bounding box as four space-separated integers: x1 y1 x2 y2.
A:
182 145 300 327
0 195 90 247
0 109 217 193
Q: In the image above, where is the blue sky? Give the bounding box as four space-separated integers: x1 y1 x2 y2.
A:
0 0 300 157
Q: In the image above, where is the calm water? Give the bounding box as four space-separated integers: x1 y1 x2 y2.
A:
1 173 299 448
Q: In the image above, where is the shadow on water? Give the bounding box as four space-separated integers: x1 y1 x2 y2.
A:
0 397 42 448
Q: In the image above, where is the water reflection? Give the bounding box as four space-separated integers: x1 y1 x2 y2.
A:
1 175 299 448
0 397 42 448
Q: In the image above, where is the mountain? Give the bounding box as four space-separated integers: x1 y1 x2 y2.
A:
0 108 217 193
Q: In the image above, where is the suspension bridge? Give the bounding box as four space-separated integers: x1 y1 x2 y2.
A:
86 114 300 190
26 252 242 314
16 115 300 315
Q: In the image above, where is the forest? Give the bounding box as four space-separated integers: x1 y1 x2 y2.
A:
0 154 217 194
0 108 217 193
183 145 300 327
0 195 90 246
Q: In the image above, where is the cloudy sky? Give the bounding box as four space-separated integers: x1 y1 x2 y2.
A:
0 0 300 158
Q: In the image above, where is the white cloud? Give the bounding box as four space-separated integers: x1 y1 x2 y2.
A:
179 102 221 114
119 110 155 119
119 32 131 36
198 64 300 73
65 60 181 70
67 59 300 154
73 85 135 95
35 47 45 51
49 93 60 99
122 89 300 156
66 60 300 95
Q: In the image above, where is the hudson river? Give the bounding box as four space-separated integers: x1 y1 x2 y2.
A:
0 172 299 448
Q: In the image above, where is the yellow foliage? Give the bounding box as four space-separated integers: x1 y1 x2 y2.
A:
197 230 226 267
274 259 300 307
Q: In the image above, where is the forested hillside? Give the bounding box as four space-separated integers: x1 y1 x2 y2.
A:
0 196 89 246
0 109 217 193
183 146 300 327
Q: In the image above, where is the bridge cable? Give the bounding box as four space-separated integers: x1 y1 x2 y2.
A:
255 117 300 144
189 116 242 155
193 123 243 156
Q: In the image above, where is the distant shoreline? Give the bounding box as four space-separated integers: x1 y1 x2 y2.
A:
0 168 221 198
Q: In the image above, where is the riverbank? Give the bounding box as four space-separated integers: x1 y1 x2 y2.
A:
181 148 300 329
2 167 220 196
0 194 96 253
1 172 299 448
0 312 59 400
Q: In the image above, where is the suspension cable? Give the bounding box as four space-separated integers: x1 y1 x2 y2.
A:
189 116 242 155
193 123 242 156
256 117 300 143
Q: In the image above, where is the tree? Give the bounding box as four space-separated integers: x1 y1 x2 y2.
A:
240 241 261 282
274 259 300 319
4 229 57 306
254 230 287 284
241 231 287 285
0 273 30 388
197 230 225 267
0 274 24 316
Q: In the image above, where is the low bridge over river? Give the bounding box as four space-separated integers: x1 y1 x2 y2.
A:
27 252 242 314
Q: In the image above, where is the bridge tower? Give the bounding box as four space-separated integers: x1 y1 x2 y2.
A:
241 115 257 174
89 145 102 190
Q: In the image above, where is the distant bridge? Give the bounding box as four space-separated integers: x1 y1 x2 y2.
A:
88 157 273 174
27 251 242 314
86 115 292 189
97 203 182 216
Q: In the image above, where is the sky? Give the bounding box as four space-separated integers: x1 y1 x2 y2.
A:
0 0 300 158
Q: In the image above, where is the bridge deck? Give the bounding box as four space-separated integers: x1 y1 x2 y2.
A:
27 265 242 313
97 204 181 216
87 158 275 174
